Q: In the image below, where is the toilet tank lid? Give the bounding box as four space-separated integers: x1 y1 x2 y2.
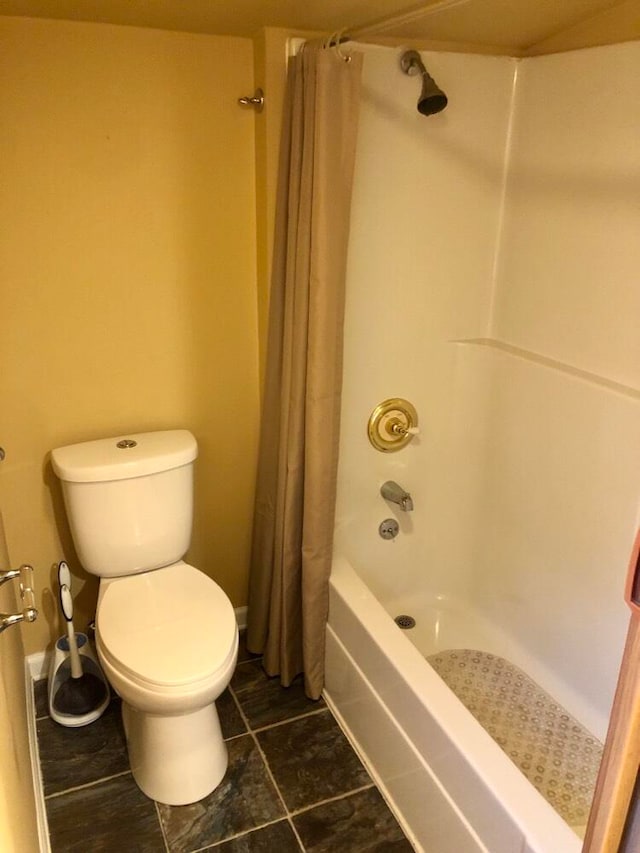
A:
51 430 198 483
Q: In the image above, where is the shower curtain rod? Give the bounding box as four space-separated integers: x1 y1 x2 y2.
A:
344 0 472 41
323 28 372 49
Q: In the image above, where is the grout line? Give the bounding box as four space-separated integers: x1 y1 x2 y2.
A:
229 684 382 850
251 732 306 851
227 683 249 723
249 706 329 735
186 816 294 853
154 800 171 853
228 686 305 851
230 671 328 734
233 655 263 668
221 679 249 742
222 730 250 743
289 783 375 818
44 770 132 800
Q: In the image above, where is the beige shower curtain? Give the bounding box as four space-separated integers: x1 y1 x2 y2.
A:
246 42 363 699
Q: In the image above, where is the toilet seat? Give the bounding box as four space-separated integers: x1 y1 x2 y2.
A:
97 561 237 690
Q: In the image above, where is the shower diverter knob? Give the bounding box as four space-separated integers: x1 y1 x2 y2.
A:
367 398 419 453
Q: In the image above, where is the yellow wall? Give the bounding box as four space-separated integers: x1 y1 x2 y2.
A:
252 28 316 392
0 17 260 654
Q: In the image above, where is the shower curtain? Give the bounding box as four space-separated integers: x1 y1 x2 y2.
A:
246 42 363 699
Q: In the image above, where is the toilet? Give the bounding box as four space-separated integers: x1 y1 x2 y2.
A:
51 429 238 806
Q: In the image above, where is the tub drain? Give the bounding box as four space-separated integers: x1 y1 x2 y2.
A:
394 614 416 629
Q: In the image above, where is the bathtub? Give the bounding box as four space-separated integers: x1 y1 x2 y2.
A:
324 555 582 853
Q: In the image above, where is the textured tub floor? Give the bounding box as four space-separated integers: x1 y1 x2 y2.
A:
35 635 413 852
428 648 602 830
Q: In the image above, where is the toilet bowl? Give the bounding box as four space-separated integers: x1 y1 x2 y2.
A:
51 430 238 806
96 561 238 804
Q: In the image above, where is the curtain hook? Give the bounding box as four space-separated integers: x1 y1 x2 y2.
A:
333 28 352 63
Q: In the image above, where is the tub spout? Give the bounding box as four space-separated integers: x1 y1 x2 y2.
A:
381 481 414 512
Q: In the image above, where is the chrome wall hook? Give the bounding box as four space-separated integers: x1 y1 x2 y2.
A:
238 88 264 113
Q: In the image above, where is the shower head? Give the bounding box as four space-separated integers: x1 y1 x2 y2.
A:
400 50 448 116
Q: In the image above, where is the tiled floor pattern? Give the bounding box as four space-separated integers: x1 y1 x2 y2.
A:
35 637 413 852
428 648 602 829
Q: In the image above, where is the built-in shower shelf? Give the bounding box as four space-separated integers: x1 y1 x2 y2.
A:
452 338 640 400
428 648 602 833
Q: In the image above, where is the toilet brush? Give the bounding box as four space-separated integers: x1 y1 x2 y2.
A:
52 565 108 717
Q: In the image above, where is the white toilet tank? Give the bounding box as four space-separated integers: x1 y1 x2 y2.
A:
51 430 198 578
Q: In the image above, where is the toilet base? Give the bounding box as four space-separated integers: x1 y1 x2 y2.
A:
122 700 228 805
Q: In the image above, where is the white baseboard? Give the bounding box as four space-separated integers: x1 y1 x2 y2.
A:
235 605 248 631
28 649 50 681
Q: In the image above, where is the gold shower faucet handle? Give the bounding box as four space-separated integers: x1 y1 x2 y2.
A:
367 398 419 452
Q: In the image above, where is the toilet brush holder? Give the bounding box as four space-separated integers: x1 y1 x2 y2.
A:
48 632 110 727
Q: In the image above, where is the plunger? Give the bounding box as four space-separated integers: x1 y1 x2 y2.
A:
52 567 108 716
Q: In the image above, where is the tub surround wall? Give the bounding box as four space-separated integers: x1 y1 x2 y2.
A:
336 40 640 705
0 17 260 653
471 41 640 736
461 343 640 738
494 43 640 388
335 46 516 604
333 38 640 841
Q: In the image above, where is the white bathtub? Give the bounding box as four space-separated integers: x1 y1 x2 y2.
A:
324 555 582 853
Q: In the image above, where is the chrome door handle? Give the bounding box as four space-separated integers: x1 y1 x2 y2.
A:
0 564 38 633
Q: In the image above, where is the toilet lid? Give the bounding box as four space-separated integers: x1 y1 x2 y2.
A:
97 561 237 688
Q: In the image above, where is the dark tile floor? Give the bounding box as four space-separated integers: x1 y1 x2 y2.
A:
35 635 413 852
